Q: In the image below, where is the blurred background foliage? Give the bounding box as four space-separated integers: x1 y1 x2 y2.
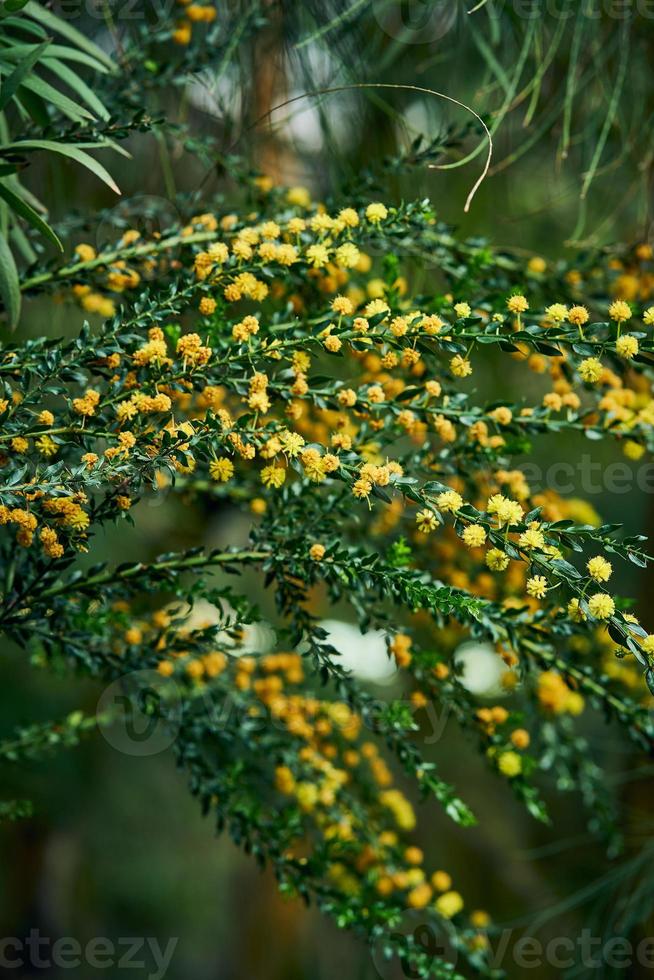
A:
2 1 654 977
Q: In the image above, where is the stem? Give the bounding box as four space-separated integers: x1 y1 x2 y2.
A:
20 230 220 292
39 548 270 601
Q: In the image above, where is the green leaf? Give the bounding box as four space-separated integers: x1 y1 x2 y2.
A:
24 1 116 72
0 179 62 250
41 56 110 120
0 38 50 113
2 43 111 74
0 230 21 328
9 67 94 122
2 0 31 13
10 220 37 262
5 140 121 194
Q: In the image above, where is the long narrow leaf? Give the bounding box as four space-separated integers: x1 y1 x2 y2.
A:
5 139 121 194
12 68 94 122
10 219 36 263
0 178 62 249
3 171 43 212
0 230 20 328
41 56 109 119
24 1 115 72
0 38 49 112
0 43 110 74
0 15 46 37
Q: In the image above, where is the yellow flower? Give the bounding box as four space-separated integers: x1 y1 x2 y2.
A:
287 186 311 208
40 527 64 559
295 782 318 811
643 307 654 326
623 440 645 461
74 242 96 262
436 490 463 513
199 296 216 315
510 729 530 750
338 207 359 227
332 295 353 316
608 299 632 322
407 883 433 909
545 303 568 323
435 891 464 919
276 243 298 265
567 598 586 622
274 765 295 794
507 294 528 314
578 357 603 383
36 435 57 457
462 524 486 548
365 298 389 318
486 548 509 571
587 593 615 620
526 575 547 599
309 543 325 561
487 493 523 526
587 555 612 582
497 751 522 777
208 242 229 263
489 406 512 425
365 202 388 224
279 430 305 457
261 465 286 489
450 354 472 378
453 301 471 318
335 243 360 268
209 458 234 482
615 335 638 359
324 334 342 352
352 477 372 500
305 244 330 268
11 436 28 454
416 509 438 534
641 635 654 657
431 870 452 892
568 305 590 327
519 526 544 550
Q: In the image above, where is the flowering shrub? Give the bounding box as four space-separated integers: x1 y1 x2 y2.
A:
3 184 654 976
4 2 654 976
